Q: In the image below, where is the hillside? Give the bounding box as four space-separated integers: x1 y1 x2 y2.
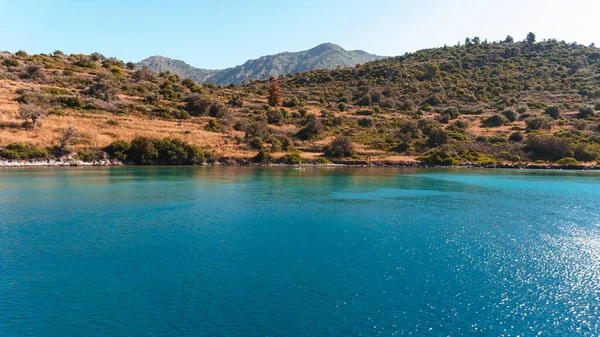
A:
1 35 600 166
138 43 385 85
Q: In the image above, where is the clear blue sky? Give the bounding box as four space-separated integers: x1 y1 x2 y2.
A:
0 0 598 69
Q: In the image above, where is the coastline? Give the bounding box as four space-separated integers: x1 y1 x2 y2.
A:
1 158 598 171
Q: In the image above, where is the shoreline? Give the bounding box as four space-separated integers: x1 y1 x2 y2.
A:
1 159 599 171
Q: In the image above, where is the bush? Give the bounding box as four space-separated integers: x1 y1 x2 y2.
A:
595 103 600 111
184 93 212 116
501 109 517 122
280 151 302 164
253 148 273 163
323 136 355 158
267 109 284 124
0 143 50 160
417 147 458 166
296 115 323 140
76 149 103 162
205 119 222 132
282 97 300 108
509 132 524 142
556 157 579 165
357 118 372 127
544 106 561 119
525 115 553 130
525 135 571 161
572 143 599 162
577 106 595 119
489 135 508 144
128 136 157 164
427 128 449 147
482 114 509 127
356 109 374 116
105 140 130 161
127 137 208 165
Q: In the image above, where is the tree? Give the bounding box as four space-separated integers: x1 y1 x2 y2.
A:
501 109 517 122
526 32 536 44
126 62 136 70
19 103 45 128
544 106 561 119
58 126 77 154
427 128 449 147
482 114 509 127
324 136 355 158
268 79 283 107
505 35 514 43
87 72 119 102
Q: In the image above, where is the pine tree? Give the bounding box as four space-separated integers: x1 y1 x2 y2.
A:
268 79 283 107
526 32 536 44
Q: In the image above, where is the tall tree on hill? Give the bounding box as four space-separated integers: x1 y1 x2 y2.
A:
268 78 283 107
526 32 536 44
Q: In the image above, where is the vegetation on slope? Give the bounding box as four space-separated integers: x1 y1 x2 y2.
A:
1 33 599 166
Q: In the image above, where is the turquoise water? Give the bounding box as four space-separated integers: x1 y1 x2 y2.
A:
1 167 600 336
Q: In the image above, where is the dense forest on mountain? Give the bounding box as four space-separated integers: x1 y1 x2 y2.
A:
1 34 599 166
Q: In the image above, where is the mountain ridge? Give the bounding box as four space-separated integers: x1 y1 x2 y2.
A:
138 43 385 85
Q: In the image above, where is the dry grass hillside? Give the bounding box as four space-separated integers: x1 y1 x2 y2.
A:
1 39 599 166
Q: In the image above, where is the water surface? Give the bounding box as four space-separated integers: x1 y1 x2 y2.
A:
1 167 600 336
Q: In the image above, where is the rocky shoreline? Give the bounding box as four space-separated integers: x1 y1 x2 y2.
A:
0 159 124 167
2 158 599 171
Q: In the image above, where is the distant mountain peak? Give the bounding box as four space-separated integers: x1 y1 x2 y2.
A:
137 43 386 85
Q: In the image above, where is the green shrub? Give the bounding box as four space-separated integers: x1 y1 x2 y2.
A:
356 109 374 116
525 135 571 161
595 103 600 111
315 157 331 164
544 106 561 119
526 116 553 130
323 136 355 158
47 109 65 116
501 109 517 122
489 135 508 144
447 132 471 141
105 140 130 161
205 119 222 132
106 119 119 126
572 143 599 162
3 58 19 67
357 118 372 127
509 132 524 142
556 157 579 165
427 128 449 147
577 106 595 119
482 114 509 127
417 147 458 166
253 148 273 163
76 149 103 162
267 109 284 124
0 143 50 160
296 115 323 140
43 87 70 95
280 151 302 164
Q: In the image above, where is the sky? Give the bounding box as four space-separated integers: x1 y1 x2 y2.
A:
0 0 598 69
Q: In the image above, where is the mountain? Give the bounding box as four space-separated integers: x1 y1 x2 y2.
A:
137 43 385 85
135 56 219 84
